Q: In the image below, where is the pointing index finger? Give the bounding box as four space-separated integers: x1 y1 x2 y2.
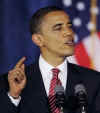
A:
15 57 26 68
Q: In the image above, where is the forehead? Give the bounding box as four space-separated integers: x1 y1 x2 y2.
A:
42 11 70 26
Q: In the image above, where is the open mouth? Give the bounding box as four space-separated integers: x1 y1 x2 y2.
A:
64 40 75 46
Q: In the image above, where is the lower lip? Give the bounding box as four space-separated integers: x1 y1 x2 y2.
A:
65 43 74 46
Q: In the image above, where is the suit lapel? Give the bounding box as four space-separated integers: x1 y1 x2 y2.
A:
65 62 82 99
25 62 49 113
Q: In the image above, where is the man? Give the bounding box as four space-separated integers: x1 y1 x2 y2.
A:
0 6 100 113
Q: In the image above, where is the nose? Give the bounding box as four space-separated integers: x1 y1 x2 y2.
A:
63 28 74 37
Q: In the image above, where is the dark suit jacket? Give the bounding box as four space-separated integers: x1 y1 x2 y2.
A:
0 61 100 113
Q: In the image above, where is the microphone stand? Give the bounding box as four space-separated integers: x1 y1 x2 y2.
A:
79 103 88 113
55 85 65 113
81 106 86 113
60 107 64 113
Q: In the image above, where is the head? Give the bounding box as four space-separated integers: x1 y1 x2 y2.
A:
30 6 75 64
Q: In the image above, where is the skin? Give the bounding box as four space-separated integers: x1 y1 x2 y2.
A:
8 11 75 98
32 11 75 66
8 57 26 98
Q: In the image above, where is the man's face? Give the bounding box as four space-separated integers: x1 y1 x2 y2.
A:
40 11 75 58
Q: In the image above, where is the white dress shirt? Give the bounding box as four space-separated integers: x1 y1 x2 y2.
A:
8 55 68 106
39 55 68 96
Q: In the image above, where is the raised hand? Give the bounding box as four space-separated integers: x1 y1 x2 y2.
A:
8 57 26 98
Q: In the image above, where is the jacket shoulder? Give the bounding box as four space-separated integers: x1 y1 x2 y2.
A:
68 62 100 77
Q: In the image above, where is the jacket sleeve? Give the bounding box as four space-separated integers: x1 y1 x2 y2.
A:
0 74 18 113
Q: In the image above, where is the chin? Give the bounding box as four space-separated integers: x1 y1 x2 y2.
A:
59 52 74 58
64 51 74 57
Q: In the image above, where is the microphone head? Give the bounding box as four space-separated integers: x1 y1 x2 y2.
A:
54 85 65 108
55 85 64 94
74 84 87 107
74 84 87 95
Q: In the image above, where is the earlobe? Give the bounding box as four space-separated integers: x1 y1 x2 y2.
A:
32 34 43 47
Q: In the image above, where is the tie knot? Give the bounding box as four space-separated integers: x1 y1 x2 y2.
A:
52 68 60 77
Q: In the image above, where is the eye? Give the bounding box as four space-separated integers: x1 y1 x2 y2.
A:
67 22 72 28
69 24 72 27
53 23 63 31
54 26 62 31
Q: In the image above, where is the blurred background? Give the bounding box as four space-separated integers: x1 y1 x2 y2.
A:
0 0 100 75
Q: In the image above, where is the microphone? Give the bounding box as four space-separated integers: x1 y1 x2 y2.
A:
55 85 65 112
74 84 88 113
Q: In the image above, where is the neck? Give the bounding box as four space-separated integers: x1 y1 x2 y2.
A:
41 54 66 67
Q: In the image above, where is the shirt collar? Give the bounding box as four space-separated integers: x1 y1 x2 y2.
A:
39 55 67 74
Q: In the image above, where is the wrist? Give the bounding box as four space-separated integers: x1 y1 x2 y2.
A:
9 91 20 99
8 92 21 106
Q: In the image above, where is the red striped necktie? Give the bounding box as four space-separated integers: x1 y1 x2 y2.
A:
48 68 62 113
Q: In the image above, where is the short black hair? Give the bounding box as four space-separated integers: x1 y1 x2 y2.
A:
30 6 63 34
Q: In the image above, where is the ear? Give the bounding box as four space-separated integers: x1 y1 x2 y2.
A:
32 34 44 47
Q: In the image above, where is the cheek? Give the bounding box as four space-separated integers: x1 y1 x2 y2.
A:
45 39 61 51
43 32 62 47
50 39 61 47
